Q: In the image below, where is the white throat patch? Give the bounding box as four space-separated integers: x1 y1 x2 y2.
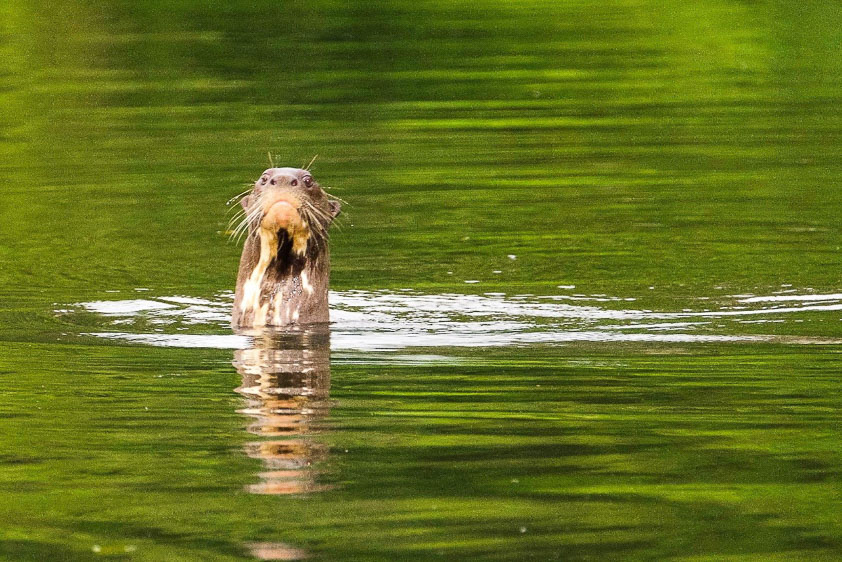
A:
239 228 278 327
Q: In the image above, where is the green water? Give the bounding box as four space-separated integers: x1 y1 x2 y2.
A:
2 0 842 559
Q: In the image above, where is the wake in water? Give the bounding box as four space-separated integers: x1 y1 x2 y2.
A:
61 289 842 351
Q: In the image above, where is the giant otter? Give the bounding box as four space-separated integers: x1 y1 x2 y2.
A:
232 167 341 328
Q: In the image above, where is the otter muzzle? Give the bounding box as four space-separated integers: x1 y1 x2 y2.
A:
264 200 302 231
260 193 311 255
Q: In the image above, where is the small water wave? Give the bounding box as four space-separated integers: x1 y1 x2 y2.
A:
66 289 842 351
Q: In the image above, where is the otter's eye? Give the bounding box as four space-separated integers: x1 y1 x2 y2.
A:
290 179 298 187
260 176 268 185
302 175 313 188
270 179 276 185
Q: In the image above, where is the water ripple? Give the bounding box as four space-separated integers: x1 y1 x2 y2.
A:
67 289 842 351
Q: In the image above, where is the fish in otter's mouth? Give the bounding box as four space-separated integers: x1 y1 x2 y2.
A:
231 166 341 329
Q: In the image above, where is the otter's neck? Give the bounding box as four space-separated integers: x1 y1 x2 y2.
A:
232 230 330 328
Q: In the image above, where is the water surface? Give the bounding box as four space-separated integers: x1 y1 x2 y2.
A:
2 0 842 559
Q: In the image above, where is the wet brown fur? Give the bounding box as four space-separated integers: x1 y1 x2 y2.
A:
232 167 340 329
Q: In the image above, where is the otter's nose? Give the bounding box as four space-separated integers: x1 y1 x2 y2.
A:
269 174 299 187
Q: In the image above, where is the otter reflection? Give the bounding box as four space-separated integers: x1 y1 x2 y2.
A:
233 329 332 495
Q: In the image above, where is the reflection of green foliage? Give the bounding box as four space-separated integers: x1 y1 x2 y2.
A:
2 0 842 303
2 0 842 559
1 342 842 559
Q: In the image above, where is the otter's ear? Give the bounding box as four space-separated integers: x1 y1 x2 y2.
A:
328 200 341 219
240 195 251 211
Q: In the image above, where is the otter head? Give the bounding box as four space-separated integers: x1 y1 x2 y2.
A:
240 167 340 255
232 167 341 329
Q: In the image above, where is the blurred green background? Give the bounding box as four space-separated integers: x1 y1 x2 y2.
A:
1 1 842 560
3 0 842 300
